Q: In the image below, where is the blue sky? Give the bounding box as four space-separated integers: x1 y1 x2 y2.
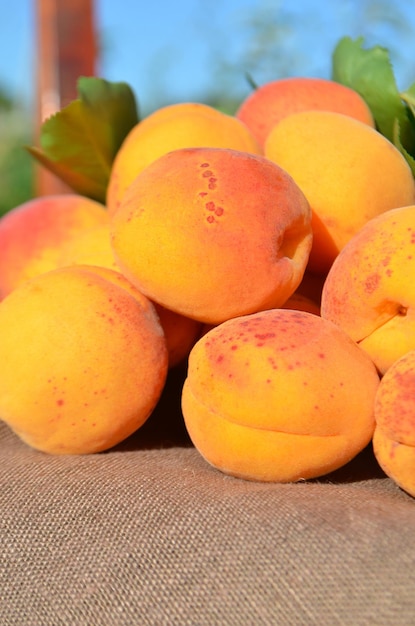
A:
2 0 415 116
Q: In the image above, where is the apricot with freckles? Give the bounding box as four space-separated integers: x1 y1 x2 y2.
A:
372 349 415 498
181 308 379 482
0 265 168 454
106 102 262 215
321 205 415 375
236 76 375 148
110 147 312 325
265 110 415 274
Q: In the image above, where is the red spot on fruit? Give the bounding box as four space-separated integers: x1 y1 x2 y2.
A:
199 192 208 198
202 170 213 178
206 215 215 224
200 162 210 168
205 201 215 211
215 206 224 216
217 354 224 363
56 399 64 406
364 273 380 294
318 353 325 359
255 332 276 341
267 357 278 370
231 345 238 350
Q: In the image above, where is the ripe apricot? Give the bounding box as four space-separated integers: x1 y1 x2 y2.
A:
106 102 262 215
264 110 415 274
321 205 415 375
182 309 379 482
110 147 312 325
372 349 415 498
0 265 168 454
236 77 375 147
0 194 108 300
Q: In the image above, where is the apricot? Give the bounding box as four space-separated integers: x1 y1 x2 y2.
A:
0 265 168 454
264 110 415 274
110 147 312 325
181 308 380 482
321 205 415 375
0 194 108 300
106 102 262 215
236 76 375 147
372 349 415 498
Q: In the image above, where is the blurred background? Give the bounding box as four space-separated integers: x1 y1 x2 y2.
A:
0 0 414 214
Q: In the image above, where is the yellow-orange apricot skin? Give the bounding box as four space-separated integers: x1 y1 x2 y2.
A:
264 111 415 275
106 102 262 215
236 76 375 147
0 265 168 455
181 309 379 482
57 222 120 272
320 205 415 376
372 349 415 498
110 147 312 325
0 194 108 300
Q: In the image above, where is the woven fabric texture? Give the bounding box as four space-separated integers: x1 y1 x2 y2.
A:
1 369 415 626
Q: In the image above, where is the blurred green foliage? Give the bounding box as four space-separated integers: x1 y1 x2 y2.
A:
0 86 34 217
0 135 34 218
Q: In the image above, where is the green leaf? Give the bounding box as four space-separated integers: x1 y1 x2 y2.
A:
26 77 139 204
332 36 415 156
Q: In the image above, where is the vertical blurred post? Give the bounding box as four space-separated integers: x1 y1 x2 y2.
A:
35 0 97 196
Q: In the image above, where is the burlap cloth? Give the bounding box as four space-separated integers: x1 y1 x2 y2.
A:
1 367 415 626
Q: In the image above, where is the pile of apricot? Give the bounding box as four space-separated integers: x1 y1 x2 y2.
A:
1 77 414 497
